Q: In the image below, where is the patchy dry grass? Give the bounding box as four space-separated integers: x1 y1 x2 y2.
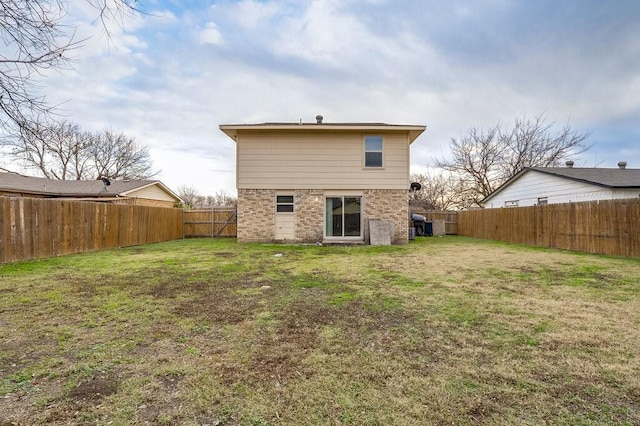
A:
1 237 639 425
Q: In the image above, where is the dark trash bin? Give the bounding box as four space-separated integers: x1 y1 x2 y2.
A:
424 221 433 236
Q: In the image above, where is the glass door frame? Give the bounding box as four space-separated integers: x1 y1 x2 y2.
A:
324 195 363 241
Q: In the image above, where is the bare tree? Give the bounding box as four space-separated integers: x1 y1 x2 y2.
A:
210 189 237 207
0 1 73 134
0 0 139 136
436 114 590 207
14 120 89 179
435 125 504 206
177 185 199 208
9 120 156 180
90 129 156 180
499 114 591 178
197 190 237 207
86 0 138 35
177 186 237 208
411 171 449 211
410 170 477 211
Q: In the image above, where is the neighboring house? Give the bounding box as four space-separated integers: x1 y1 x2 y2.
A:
482 162 640 208
0 172 181 208
220 116 426 244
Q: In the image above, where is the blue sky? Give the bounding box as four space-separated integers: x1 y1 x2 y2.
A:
7 0 640 195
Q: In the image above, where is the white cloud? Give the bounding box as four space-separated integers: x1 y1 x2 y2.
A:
232 0 280 29
148 9 179 25
150 145 236 197
272 0 371 68
199 22 224 45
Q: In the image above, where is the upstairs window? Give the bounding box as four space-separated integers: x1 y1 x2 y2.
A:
537 197 548 206
364 135 383 168
276 195 294 213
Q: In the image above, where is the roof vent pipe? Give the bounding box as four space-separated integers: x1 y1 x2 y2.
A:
565 160 574 168
618 161 627 169
316 115 323 124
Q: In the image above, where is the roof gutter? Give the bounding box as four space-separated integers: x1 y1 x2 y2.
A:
219 123 427 143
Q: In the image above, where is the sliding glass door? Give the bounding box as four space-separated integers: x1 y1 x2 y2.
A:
325 196 362 238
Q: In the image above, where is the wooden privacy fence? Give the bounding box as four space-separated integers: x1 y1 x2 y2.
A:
0 197 183 264
183 208 237 238
457 198 640 257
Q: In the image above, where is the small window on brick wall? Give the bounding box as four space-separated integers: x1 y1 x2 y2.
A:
276 195 294 213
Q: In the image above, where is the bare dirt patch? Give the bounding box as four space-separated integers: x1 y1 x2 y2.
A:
144 278 210 299
174 286 265 324
67 374 118 401
36 373 120 424
247 295 332 382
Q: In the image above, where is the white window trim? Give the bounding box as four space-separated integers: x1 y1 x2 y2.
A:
323 195 364 241
363 135 384 169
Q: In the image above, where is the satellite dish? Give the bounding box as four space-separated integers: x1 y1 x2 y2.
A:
101 177 111 186
410 182 421 191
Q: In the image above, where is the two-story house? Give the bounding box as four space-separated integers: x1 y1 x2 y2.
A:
220 116 425 244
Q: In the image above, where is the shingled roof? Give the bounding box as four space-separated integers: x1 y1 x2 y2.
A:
0 172 175 199
527 166 640 188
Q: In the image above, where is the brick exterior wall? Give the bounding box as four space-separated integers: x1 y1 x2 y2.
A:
237 188 408 244
294 190 325 243
237 189 276 242
363 189 409 244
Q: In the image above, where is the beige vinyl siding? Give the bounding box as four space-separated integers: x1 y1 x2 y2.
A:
127 184 178 202
236 130 410 190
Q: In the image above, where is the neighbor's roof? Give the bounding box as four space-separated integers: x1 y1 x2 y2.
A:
482 166 640 203
528 166 640 188
0 172 180 200
219 121 427 143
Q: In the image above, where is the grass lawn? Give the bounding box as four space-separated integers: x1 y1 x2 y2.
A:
1 237 639 425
